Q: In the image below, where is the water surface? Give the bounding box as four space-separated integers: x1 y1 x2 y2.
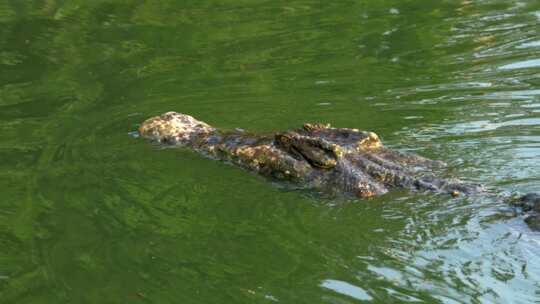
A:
1 0 540 303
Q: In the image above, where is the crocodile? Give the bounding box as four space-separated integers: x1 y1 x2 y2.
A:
138 111 540 230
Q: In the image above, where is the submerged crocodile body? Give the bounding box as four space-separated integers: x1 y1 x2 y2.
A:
139 112 540 230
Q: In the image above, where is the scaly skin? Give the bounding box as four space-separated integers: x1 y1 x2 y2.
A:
139 112 477 198
139 112 540 230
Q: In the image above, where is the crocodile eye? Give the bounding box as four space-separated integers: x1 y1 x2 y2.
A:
275 134 290 144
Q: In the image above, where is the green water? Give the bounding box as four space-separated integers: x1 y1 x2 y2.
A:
1 0 540 303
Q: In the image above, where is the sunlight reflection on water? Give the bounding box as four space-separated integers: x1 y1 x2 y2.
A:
321 279 373 301
499 58 540 70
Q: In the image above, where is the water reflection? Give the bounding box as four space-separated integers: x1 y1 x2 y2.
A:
516 40 540 49
321 279 373 301
499 58 540 70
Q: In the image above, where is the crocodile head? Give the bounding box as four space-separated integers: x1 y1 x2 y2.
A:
139 112 215 144
138 112 461 199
